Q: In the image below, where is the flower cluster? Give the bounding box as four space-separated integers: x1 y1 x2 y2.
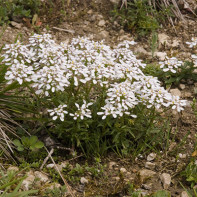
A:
159 56 183 73
2 34 186 121
186 37 197 48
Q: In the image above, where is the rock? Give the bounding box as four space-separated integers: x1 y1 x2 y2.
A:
158 33 170 48
110 0 120 5
47 183 61 190
171 39 180 48
7 166 19 172
182 91 192 98
145 162 156 170
80 177 88 184
87 10 93 14
113 176 120 181
155 52 167 61
170 88 181 97
187 79 194 85
34 171 49 183
10 21 22 29
120 167 127 173
179 84 186 90
21 171 35 190
160 173 171 189
46 164 55 169
178 153 187 159
141 183 152 190
98 20 106 27
119 29 125 35
43 136 56 147
98 30 109 39
138 169 156 183
147 153 157 161
109 161 116 169
181 191 189 197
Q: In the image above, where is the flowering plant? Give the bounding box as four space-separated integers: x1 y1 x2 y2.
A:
1 34 187 155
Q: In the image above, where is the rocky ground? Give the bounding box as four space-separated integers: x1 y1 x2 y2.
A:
0 0 197 196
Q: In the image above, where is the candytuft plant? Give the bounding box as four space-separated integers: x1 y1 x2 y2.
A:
1 34 186 156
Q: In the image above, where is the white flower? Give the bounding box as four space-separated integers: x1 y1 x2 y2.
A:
48 104 68 121
69 100 93 120
159 57 183 73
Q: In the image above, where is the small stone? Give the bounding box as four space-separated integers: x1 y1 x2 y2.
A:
145 162 155 170
110 0 120 5
119 29 125 35
47 183 61 190
7 166 19 172
158 33 170 48
168 142 177 151
87 10 93 14
170 88 181 97
138 169 156 183
46 164 55 169
194 87 197 94
181 191 189 197
178 153 187 159
113 176 120 181
21 171 35 190
171 39 180 48
160 173 171 189
80 177 88 184
141 183 152 190
187 79 194 85
134 46 148 55
34 171 49 183
183 91 192 98
155 52 167 61
109 161 116 169
98 30 109 39
120 167 127 173
10 21 22 29
98 20 106 27
179 84 186 90
147 153 156 161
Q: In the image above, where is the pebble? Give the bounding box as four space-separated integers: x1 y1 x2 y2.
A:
160 173 171 189
181 191 189 197
7 166 19 172
147 153 156 161
138 169 156 183
120 167 127 173
179 84 186 90
98 20 106 27
109 161 116 169
80 177 88 184
21 171 35 190
170 88 181 97
10 21 22 29
34 171 49 183
178 153 187 159
145 162 156 170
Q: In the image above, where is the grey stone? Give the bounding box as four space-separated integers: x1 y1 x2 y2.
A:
145 162 156 170
98 20 106 27
10 21 22 29
147 153 156 161
7 166 19 172
80 177 88 184
109 161 116 169
98 30 109 39
21 171 35 190
34 171 49 183
179 84 186 90
160 173 171 189
158 33 170 48
170 88 181 97
110 0 120 5
120 167 127 173
181 191 189 197
155 52 167 61
139 169 156 183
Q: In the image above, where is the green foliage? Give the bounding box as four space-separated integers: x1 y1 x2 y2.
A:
0 0 41 25
144 61 197 88
13 136 44 152
112 0 172 36
43 185 67 197
0 169 37 196
181 159 197 187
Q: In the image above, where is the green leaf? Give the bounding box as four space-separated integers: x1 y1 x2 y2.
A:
34 141 44 149
13 139 22 147
29 136 38 146
152 190 171 197
17 146 24 151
